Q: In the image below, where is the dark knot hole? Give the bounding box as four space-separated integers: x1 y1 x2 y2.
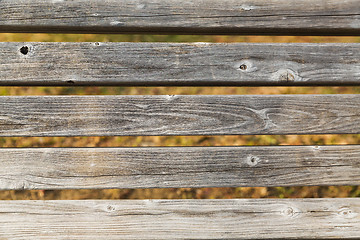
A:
20 46 29 55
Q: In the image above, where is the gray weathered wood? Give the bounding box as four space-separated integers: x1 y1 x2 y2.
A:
3 42 360 86
0 0 359 35
0 146 359 190
1 95 360 136
0 199 358 239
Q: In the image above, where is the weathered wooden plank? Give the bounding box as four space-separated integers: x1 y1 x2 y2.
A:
1 95 360 136
0 199 358 239
4 42 360 86
0 146 359 190
0 0 359 35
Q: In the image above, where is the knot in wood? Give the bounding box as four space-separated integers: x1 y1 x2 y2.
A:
20 46 29 55
338 207 357 219
273 69 299 83
236 60 257 73
107 205 116 212
246 154 259 166
282 206 299 218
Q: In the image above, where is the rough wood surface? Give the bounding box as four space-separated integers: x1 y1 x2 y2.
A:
3 42 360 86
0 146 359 190
1 95 360 136
0 0 359 35
0 199 358 239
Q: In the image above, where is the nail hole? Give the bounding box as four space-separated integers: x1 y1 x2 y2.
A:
239 64 247 70
20 46 29 55
95 42 100 46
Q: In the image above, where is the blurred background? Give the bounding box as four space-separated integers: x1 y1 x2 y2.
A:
0 33 359 200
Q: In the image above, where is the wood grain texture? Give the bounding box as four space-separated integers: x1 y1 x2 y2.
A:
0 199 359 239
3 42 360 86
1 95 360 137
0 146 359 190
0 0 359 35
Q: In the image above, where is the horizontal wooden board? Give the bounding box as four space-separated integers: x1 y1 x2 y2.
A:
0 0 359 35
0 146 359 190
0 199 358 239
0 95 360 136
3 42 360 86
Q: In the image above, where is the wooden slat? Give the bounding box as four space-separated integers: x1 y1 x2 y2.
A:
0 146 359 190
0 199 358 239
3 42 360 86
0 95 360 137
0 0 359 35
